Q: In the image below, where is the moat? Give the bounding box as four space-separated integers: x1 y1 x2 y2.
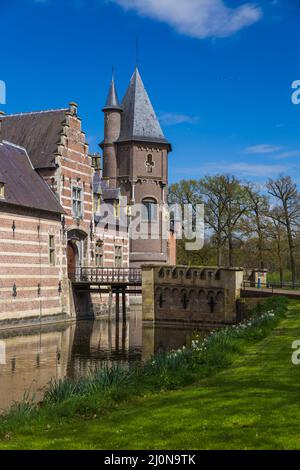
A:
0 307 207 411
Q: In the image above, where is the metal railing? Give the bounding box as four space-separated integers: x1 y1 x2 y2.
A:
72 267 142 284
243 280 300 292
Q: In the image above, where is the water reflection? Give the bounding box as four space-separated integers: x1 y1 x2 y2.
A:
0 308 205 411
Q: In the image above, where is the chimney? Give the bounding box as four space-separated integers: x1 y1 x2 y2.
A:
69 102 78 116
0 111 5 142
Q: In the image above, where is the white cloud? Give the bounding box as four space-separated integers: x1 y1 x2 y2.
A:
158 112 199 126
175 161 290 178
216 162 288 177
111 0 262 39
244 144 283 154
243 145 300 160
271 150 300 160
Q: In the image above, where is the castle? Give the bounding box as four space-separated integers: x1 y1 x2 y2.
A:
0 68 176 327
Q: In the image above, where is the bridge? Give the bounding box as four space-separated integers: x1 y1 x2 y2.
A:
71 267 142 318
69 266 300 322
72 267 142 293
242 280 300 300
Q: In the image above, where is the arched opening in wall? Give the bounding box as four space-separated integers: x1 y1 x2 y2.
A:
67 229 88 280
181 290 188 310
142 197 158 223
67 241 78 280
142 197 158 240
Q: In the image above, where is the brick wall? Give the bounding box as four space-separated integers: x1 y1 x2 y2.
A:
0 206 64 324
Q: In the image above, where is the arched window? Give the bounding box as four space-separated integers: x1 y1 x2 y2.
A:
142 198 157 222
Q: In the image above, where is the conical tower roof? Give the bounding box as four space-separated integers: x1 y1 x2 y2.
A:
117 68 169 144
103 74 122 111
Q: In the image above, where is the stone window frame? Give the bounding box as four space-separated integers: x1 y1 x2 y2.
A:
95 239 104 267
49 235 55 266
114 245 123 268
145 154 155 174
72 184 84 219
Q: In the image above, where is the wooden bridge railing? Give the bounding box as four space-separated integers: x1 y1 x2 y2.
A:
72 267 142 284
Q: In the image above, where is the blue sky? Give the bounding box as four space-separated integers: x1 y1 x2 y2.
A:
1 0 300 184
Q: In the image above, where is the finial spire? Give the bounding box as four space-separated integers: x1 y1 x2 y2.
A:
135 36 139 68
103 71 122 111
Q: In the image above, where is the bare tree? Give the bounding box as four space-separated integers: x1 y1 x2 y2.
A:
198 176 229 266
267 176 300 284
222 176 250 267
265 211 289 285
199 175 249 267
245 184 270 270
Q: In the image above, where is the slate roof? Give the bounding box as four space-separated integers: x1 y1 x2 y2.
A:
0 141 64 214
1 109 68 169
93 172 120 200
117 68 169 145
103 76 122 111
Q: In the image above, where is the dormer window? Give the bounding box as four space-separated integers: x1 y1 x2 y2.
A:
0 182 5 199
92 155 101 171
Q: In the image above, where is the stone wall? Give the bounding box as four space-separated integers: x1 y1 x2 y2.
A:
142 265 244 325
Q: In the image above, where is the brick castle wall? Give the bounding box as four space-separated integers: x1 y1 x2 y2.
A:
0 206 64 324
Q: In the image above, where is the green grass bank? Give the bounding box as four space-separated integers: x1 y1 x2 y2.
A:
1 297 300 450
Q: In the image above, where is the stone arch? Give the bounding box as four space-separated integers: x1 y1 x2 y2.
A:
158 267 165 278
215 291 225 314
207 290 217 314
180 288 189 310
171 288 180 306
216 291 224 302
200 269 206 280
172 267 179 279
215 269 222 280
188 289 198 310
163 287 171 301
155 287 163 309
185 268 192 280
178 269 185 280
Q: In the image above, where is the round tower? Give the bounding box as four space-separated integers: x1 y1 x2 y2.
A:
101 74 122 188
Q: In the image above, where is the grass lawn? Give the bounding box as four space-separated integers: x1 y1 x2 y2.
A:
1 301 300 450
